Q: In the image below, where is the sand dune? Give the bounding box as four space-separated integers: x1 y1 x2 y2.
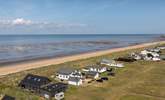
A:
0 41 164 76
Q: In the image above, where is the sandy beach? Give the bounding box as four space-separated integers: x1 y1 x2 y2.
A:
0 41 164 76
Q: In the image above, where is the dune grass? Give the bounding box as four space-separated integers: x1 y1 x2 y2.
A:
0 44 164 100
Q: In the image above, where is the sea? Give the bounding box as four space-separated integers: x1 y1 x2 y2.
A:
0 34 162 64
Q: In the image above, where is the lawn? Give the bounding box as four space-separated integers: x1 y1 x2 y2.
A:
0 44 164 100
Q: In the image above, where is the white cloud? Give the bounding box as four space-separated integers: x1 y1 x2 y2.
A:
0 18 87 27
0 18 88 34
12 18 32 25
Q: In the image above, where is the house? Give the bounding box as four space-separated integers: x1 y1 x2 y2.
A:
56 68 75 80
82 65 107 73
151 52 159 57
157 46 165 50
140 50 149 55
142 55 152 61
68 77 83 86
70 70 83 78
85 71 99 79
18 74 51 92
1 95 15 100
140 50 161 61
141 50 159 57
100 59 124 68
148 48 160 53
130 53 141 60
40 83 68 99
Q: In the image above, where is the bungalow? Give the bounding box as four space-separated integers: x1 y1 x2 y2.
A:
40 83 68 99
85 71 99 79
18 74 51 92
68 77 83 86
56 68 75 80
100 59 124 68
82 65 107 73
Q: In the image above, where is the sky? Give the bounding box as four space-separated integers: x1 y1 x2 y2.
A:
0 0 165 34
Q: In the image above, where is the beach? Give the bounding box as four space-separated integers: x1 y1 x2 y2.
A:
0 41 164 76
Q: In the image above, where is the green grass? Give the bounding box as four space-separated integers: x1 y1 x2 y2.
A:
0 44 165 100
120 95 155 100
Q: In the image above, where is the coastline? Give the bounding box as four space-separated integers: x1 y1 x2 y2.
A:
0 41 164 76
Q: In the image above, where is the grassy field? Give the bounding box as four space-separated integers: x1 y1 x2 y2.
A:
0 44 165 100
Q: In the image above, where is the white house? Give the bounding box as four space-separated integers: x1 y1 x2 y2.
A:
100 59 124 68
152 52 159 57
142 55 152 61
82 65 107 73
141 50 159 57
85 71 99 79
56 68 84 86
56 68 75 80
68 77 83 86
140 49 161 61
70 70 83 78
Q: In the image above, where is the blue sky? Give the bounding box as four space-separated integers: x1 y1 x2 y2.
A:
0 0 165 34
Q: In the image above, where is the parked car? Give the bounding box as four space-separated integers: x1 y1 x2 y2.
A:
101 77 108 81
96 79 103 83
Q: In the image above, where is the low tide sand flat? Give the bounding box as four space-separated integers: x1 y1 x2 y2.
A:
0 41 164 76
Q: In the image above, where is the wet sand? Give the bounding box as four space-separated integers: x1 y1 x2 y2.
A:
0 41 164 76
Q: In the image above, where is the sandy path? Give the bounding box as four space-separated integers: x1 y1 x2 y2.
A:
0 41 164 76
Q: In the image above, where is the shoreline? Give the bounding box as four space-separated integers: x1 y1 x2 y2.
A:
0 41 164 76
0 43 137 66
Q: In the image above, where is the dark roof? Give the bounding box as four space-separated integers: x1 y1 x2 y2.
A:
2 95 15 100
68 77 81 82
101 59 115 63
41 83 68 94
85 65 102 69
19 74 51 86
86 71 98 76
57 68 74 75
72 72 82 76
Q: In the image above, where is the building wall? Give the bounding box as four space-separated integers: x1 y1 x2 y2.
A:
68 80 82 86
57 74 70 80
94 73 99 79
